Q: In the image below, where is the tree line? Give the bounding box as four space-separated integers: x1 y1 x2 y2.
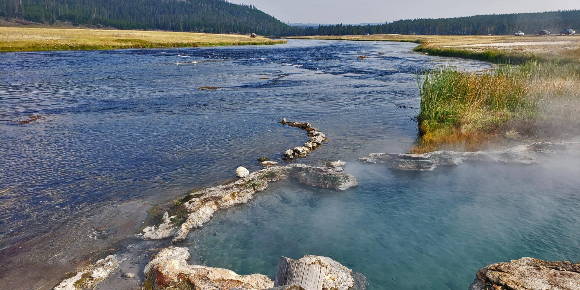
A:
302 10 580 36
1 0 579 37
0 0 296 35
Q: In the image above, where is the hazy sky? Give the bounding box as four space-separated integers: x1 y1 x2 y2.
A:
227 0 579 24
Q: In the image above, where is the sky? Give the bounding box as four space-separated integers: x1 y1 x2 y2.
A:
227 0 579 25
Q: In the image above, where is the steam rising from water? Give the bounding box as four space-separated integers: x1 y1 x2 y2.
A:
190 153 580 289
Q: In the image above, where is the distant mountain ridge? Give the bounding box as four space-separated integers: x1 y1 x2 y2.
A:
0 0 295 35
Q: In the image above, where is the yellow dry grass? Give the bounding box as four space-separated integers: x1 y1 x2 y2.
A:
0 26 286 52
292 34 580 60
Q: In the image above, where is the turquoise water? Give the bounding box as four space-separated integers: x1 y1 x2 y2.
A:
189 159 580 289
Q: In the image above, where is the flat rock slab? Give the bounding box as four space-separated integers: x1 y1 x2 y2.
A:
470 257 580 290
359 142 580 171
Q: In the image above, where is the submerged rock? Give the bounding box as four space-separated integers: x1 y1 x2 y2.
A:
359 141 580 171
143 247 274 290
54 255 119 290
142 163 357 242
470 257 580 290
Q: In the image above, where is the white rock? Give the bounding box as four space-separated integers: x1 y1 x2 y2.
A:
141 211 177 240
54 255 119 290
284 149 295 159
236 166 250 178
260 161 279 167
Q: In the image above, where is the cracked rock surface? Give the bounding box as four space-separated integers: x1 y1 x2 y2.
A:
470 257 580 290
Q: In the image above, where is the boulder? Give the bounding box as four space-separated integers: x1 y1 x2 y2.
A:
236 166 250 178
470 257 580 290
144 247 274 290
293 146 310 157
275 255 366 290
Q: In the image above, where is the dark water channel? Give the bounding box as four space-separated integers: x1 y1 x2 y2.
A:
1 39 578 289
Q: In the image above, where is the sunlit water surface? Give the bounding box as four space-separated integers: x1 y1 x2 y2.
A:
2 40 578 289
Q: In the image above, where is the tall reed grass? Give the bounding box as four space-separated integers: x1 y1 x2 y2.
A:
414 63 538 152
414 58 580 152
413 44 536 64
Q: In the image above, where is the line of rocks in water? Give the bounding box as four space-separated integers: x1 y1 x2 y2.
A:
358 141 580 171
54 162 359 290
52 120 365 290
281 119 328 160
142 162 357 242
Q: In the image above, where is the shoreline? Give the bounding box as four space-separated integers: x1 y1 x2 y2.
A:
0 26 286 52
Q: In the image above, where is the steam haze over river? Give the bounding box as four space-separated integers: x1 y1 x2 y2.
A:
1 40 579 289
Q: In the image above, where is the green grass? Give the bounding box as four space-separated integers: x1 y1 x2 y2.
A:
413 44 537 64
413 59 580 152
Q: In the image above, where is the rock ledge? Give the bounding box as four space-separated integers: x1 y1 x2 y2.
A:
470 257 580 290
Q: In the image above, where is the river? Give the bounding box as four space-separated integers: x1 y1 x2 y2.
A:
1 39 579 289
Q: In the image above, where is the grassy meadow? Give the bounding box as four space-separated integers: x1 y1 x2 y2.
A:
297 34 580 152
0 26 286 52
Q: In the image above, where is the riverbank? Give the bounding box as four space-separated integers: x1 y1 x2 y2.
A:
0 26 286 52
293 34 580 152
413 36 580 152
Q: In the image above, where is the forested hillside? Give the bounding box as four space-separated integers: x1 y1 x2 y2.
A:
0 0 296 35
306 10 580 36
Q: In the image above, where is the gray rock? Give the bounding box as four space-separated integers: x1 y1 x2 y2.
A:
293 146 310 157
275 255 366 290
282 120 327 160
359 141 580 171
141 163 356 242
